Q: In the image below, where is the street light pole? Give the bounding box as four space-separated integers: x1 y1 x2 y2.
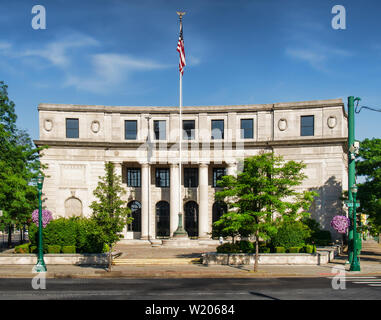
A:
350 185 361 271
34 173 47 272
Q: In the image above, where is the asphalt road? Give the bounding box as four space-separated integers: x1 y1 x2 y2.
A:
0 277 380 300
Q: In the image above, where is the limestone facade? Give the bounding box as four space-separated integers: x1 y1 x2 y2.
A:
35 99 348 240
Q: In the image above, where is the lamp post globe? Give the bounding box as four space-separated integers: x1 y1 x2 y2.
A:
34 173 47 272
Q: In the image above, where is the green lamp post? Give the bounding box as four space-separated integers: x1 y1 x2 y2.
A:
350 184 361 272
34 173 47 272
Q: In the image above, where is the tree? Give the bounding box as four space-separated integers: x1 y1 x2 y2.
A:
90 162 132 271
0 81 42 246
356 138 381 236
214 152 318 272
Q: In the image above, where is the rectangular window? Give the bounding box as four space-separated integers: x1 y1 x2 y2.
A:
125 120 137 140
154 120 166 140
240 119 254 139
301 115 314 136
184 168 198 188
213 168 226 187
66 118 79 138
183 120 195 140
211 120 224 140
155 168 170 187
126 168 141 187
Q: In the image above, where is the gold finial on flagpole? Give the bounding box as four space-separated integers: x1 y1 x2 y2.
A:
176 11 186 21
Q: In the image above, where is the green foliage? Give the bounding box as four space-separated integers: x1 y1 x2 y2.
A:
271 221 310 250
239 240 254 253
14 243 30 254
214 153 318 261
28 217 107 253
103 243 110 253
356 138 381 231
304 245 316 254
259 246 271 253
29 246 37 253
275 247 286 253
62 246 76 254
47 245 61 254
0 81 45 237
302 217 332 246
216 242 241 253
289 247 303 253
90 162 132 249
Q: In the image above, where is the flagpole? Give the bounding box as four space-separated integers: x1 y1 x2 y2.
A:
173 11 188 238
178 13 183 230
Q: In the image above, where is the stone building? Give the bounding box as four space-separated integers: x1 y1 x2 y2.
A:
35 99 348 240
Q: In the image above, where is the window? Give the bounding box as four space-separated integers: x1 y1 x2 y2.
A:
125 120 137 140
155 168 170 187
211 120 224 140
127 201 141 232
301 115 314 136
66 118 79 138
184 168 198 188
183 120 195 140
240 119 254 139
154 120 166 140
126 168 141 187
213 168 226 187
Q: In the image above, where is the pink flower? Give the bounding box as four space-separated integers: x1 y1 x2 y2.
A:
32 209 53 228
330 215 350 234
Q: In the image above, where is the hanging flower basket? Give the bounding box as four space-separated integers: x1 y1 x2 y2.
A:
330 215 350 234
32 209 53 228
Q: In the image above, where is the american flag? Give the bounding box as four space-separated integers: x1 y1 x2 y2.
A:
177 23 186 75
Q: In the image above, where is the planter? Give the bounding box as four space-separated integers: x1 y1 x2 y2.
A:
0 253 108 265
202 246 341 265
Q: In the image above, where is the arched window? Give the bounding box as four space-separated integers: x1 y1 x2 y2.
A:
184 201 198 237
212 201 227 224
127 201 141 232
64 197 83 217
156 201 170 238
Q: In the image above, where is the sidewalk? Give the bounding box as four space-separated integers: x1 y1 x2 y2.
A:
0 240 379 279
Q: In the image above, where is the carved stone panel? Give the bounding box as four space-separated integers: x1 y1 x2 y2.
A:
60 164 86 187
65 197 83 217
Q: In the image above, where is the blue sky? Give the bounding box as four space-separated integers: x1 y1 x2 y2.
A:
1 0 380 141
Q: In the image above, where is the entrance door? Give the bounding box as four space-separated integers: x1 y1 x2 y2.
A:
156 201 170 237
184 201 198 237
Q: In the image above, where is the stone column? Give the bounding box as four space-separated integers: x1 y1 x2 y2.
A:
170 163 180 236
199 163 209 238
140 162 150 240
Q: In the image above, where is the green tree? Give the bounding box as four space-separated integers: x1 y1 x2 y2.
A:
90 162 132 271
0 81 42 246
356 138 381 236
214 153 318 272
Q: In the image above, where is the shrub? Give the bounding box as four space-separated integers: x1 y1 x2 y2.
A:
28 217 107 254
47 245 61 254
62 246 76 254
275 247 286 253
304 245 316 254
103 243 110 253
260 246 271 253
216 242 241 253
302 218 332 246
30 246 37 254
239 240 254 253
289 247 303 253
14 244 30 254
271 221 310 250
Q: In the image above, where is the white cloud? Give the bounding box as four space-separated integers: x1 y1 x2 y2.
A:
64 53 170 93
286 42 352 72
21 34 99 67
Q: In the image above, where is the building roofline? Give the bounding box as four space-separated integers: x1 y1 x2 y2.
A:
38 99 344 114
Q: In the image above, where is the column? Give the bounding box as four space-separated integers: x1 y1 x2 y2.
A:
170 163 179 236
140 162 150 240
199 163 209 238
